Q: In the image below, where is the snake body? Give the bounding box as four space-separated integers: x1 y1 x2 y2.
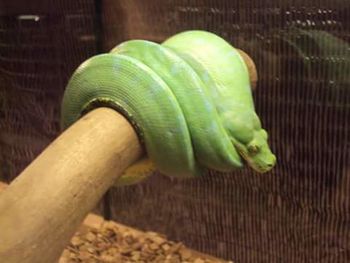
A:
61 30 276 183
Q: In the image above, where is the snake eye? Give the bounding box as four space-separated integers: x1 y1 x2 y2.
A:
248 145 259 155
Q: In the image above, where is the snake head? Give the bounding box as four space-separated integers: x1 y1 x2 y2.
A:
234 129 276 173
221 109 277 173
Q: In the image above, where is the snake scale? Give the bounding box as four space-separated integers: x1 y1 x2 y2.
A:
61 30 276 185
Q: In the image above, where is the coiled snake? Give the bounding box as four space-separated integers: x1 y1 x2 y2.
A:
61 30 276 185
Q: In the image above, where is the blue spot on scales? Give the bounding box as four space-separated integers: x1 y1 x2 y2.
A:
202 71 211 83
170 64 181 75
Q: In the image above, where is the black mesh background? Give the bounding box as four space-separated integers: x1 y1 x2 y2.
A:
0 0 98 181
1 1 349 262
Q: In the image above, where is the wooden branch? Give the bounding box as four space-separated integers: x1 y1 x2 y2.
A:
0 183 228 262
237 49 258 90
0 107 142 263
0 182 7 192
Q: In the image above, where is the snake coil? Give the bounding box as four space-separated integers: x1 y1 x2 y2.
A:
61 30 276 180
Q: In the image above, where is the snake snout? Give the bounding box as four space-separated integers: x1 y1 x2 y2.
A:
262 154 277 172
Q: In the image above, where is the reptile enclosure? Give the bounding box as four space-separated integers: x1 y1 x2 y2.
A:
0 0 349 262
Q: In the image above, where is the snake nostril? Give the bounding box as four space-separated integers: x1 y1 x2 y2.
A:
267 156 277 168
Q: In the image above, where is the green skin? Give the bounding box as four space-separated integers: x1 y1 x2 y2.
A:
61 30 276 183
111 40 242 172
163 31 276 173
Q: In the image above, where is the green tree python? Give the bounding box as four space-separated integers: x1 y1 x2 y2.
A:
61 30 277 186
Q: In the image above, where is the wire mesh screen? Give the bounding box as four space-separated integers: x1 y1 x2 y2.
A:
0 1 98 181
1 0 349 262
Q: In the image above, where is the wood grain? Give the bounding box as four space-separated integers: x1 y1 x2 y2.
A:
0 108 142 263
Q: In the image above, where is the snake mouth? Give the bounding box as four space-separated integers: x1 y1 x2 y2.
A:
241 154 272 173
233 142 273 174
237 148 260 172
